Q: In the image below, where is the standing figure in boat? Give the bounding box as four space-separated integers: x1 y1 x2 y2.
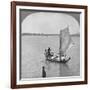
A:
44 47 54 60
47 47 54 59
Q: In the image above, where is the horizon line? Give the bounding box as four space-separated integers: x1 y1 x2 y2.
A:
21 33 80 36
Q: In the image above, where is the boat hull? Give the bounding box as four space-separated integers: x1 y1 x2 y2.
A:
46 57 71 63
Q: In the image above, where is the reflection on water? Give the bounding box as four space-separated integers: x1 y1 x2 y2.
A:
41 57 80 78
41 60 72 78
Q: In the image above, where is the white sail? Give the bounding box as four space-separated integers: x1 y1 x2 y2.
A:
60 26 72 55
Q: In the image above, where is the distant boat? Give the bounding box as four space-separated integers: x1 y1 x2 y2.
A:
45 26 73 63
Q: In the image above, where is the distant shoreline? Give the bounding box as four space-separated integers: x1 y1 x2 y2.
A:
21 33 80 37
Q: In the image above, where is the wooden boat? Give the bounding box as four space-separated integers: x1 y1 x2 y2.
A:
45 26 74 63
46 57 71 63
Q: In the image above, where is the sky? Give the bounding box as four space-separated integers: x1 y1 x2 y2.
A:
21 11 80 35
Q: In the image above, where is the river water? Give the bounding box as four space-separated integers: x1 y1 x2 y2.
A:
21 35 80 79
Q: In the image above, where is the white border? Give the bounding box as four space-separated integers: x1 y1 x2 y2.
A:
16 6 85 85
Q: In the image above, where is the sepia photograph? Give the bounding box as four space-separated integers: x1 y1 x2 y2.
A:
11 1 87 88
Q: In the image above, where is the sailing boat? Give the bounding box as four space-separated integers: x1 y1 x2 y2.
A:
45 26 73 63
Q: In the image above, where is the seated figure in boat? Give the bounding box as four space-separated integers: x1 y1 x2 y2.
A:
61 54 66 61
61 54 71 62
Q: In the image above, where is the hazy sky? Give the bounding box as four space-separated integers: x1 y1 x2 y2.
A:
21 11 80 34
